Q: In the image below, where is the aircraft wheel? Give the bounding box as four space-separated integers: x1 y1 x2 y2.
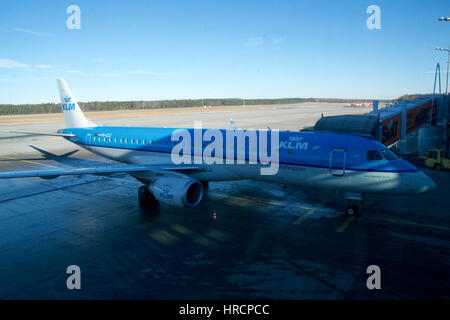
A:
345 205 359 217
435 164 442 171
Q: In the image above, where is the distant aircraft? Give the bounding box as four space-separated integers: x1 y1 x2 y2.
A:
0 79 436 216
350 101 373 107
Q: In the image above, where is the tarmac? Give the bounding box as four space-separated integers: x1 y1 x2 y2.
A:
0 103 449 299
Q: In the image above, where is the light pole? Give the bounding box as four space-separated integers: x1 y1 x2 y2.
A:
438 18 450 157
436 47 450 94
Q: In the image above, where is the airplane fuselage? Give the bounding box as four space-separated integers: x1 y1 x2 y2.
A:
60 126 436 195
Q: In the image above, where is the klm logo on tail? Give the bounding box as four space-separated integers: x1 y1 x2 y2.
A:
62 97 75 111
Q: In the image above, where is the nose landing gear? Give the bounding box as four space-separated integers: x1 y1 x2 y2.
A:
345 204 359 216
345 192 364 216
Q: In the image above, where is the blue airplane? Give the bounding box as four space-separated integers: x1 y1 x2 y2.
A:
0 79 436 216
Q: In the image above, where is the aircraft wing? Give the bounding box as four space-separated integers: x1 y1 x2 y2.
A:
0 164 202 179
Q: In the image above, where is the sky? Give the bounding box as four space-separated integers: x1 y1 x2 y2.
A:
0 0 449 104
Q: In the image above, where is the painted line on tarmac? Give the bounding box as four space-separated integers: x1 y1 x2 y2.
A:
0 155 58 168
293 207 315 225
235 195 311 210
213 193 313 211
140 267 153 274
293 199 329 225
231 193 450 233
212 193 339 221
363 215 450 232
337 216 356 232
0 177 109 203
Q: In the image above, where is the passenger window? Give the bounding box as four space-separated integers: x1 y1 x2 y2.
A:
367 150 383 160
136 139 140 144
125 139 128 143
131 139 134 144
288 149 294 155
93 137 96 141
114 138 117 143
143 140 146 144
120 138 123 143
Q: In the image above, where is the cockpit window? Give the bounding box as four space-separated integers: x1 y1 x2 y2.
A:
366 150 383 161
380 148 399 160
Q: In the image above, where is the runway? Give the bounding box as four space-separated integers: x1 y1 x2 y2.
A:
0 104 449 299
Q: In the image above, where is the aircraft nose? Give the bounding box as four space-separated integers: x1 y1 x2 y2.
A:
425 175 437 192
414 172 437 193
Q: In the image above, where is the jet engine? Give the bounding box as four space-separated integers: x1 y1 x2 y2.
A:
149 176 204 207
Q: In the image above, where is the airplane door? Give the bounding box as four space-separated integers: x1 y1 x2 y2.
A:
330 148 346 176
85 134 92 146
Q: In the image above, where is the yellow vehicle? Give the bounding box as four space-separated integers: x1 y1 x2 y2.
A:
424 149 450 170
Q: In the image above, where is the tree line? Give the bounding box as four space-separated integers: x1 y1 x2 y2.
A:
0 97 393 116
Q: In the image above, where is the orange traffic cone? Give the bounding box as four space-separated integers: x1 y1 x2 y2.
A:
212 211 217 222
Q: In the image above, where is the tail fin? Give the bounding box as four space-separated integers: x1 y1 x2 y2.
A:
57 78 96 128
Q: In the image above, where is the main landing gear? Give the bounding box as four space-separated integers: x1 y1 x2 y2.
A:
138 185 159 208
345 192 364 217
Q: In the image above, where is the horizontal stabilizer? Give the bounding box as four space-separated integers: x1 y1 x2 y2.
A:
7 131 75 137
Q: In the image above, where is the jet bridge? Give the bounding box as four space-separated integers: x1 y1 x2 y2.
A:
314 95 448 154
313 115 380 140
